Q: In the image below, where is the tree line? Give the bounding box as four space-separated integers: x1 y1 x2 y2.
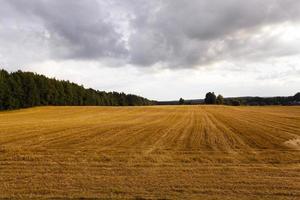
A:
204 92 300 106
177 92 300 106
0 69 154 110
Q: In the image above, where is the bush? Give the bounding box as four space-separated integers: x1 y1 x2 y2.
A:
231 100 241 106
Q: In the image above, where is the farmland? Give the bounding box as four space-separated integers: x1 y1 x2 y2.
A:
0 106 299 199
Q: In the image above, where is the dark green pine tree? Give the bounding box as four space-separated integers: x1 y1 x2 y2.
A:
22 73 39 107
0 70 11 110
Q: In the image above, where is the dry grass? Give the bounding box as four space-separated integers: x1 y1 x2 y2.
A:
0 106 299 199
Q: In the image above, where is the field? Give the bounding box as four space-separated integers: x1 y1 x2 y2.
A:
0 106 299 199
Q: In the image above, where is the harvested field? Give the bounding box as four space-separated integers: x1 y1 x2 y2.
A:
0 106 299 199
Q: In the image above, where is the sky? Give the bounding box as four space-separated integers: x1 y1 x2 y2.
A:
1 0 300 100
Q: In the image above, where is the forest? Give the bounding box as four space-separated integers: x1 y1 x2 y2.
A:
0 69 154 110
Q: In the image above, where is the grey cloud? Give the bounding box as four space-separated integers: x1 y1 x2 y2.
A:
5 0 128 61
126 0 300 67
1 0 300 68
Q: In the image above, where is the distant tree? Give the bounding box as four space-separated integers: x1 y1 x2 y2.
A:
179 98 185 105
205 92 217 104
8 76 22 109
294 93 300 101
0 70 11 109
216 94 224 105
20 73 40 107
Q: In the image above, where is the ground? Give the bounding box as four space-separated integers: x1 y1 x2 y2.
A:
0 106 299 199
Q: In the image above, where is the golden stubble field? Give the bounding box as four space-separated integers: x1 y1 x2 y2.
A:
0 106 299 199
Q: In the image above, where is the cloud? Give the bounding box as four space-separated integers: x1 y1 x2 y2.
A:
125 0 300 67
1 0 127 65
1 0 300 69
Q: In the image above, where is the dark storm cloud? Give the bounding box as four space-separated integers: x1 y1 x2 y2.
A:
1 0 300 68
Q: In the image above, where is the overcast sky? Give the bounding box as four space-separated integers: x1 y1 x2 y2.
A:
1 0 300 100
